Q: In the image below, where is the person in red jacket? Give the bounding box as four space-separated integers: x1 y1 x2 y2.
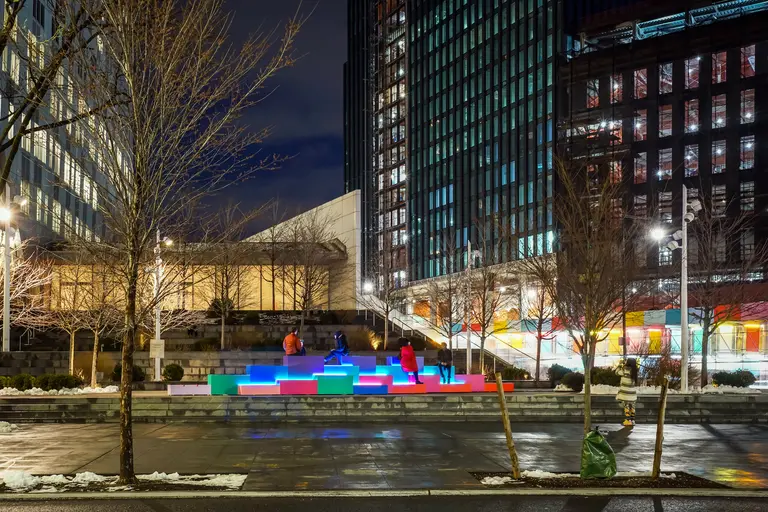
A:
398 337 423 384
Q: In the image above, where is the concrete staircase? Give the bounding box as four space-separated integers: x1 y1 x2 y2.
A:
359 293 536 368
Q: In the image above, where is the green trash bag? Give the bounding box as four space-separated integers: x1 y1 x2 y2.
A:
580 428 617 479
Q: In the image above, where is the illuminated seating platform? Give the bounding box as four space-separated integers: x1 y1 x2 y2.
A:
181 356 515 397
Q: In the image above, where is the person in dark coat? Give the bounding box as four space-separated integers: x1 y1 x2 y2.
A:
324 331 350 364
398 337 423 384
437 342 453 384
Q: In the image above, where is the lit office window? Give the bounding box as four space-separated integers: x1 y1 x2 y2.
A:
741 44 756 78
740 135 755 170
684 100 699 132
659 62 673 94
684 145 698 177
634 109 647 141
712 94 726 128
658 104 672 137
685 57 700 89
610 73 622 103
741 181 754 212
741 89 755 123
634 68 647 98
658 148 672 179
712 140 726 173
586 78 599 108
712 51 727 83
634 152 647 184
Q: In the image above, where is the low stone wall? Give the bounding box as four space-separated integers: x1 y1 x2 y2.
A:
1 393 765 424
0 350 440 381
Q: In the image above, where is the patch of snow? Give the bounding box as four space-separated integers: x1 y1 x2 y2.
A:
554 384 574 392
1 470 40 490
138 472 180 482
521 470 578 479
1 471 246 492
701 384 757 394
71 472 112 485
0 421 19 433
39 475 70 485
481 476 513 486
184 474 246 489
661 473 677 479
0 386 119 397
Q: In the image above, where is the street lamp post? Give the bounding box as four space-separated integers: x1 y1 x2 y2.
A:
651 186 701 393
1 184 27 352
465 241 472 374
153 229 172 380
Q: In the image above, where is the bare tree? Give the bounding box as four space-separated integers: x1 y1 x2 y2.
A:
49 257 91 375
254 202 288 310
546 160 643 433
469 216 513 371
674 195 768 386
71 0 302 484
517 256 557 383
83 269 120 388
424 229 464 351
206 204 260 349
1 239 52 338
285 209 339 337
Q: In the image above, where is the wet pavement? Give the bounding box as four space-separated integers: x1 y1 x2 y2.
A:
1 497 768 512
1 423 767 490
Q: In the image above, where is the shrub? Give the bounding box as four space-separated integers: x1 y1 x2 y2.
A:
547 363 572 383
192 339 219 351
501 365 530 380
10 373 35 391
162 364 185 382
590 367 621 386
0 375 9 388
111 364 146 383
34 374 84 391
712 370 756 388
561 372 584 392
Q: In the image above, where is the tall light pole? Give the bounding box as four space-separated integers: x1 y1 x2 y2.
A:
153 229 172 380
1 184 27 352
651 187 701 393
465 241 472 374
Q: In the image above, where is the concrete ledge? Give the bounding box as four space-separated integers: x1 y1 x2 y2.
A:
1 392 766 424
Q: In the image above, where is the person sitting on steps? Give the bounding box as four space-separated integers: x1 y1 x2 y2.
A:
324 330 350 364
283 327 305 356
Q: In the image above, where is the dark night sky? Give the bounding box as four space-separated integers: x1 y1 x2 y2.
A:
221 1 347 230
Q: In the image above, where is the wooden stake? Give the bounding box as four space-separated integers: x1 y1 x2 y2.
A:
651 376 670 479
495 372 521 479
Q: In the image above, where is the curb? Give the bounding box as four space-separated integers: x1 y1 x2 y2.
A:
0 488 766 500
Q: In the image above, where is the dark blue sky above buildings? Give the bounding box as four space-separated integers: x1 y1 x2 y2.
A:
223 1 346 228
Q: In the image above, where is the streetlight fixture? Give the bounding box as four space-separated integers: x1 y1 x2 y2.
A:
649 226 666 241
362 281 374 293
653 186 702 392
1 187 27 352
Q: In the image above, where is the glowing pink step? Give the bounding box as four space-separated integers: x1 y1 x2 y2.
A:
279 380 319 395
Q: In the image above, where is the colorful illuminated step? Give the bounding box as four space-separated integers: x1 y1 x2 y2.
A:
238 384 281 395
208 374 250 395
483 382 516 393
353 383 389 395
315 374 354 395
439 382 472 393
388 383 427 394
358 374 394 386
279 379 319 395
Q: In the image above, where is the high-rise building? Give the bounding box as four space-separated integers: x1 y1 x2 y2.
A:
345 0 638 287
561 0 768 283
1 1 105 243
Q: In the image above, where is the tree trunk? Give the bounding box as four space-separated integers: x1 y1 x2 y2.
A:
298 306 306 339
582 346 593 434
220 312 226 351
383 302 389 351
701 315 711 387
535 333 542 383
118 263 139 485
90 330 100 388
69 331 76 375
479 335 486 371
